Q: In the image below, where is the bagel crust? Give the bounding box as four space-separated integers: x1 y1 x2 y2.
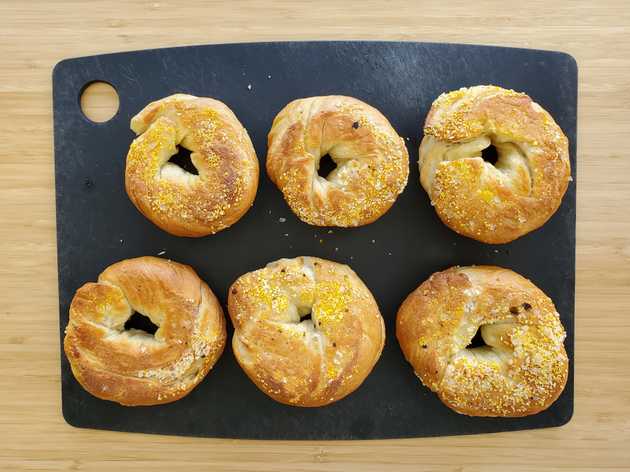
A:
419 85 571 243
396 266 568 417
267 95 409 227
63 256 226 406
125 94 259 237
227 257 385 407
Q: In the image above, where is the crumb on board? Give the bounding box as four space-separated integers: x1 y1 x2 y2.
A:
279 217 286 223
157 250 166 256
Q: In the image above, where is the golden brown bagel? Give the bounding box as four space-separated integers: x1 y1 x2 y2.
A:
267 96 409 226
396 265 568 417
63 256 226 406
227 256 385 407
419 85 571 243
125 94 259 237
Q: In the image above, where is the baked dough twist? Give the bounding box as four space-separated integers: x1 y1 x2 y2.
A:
267 96 409 226
126 94 259 237
396 265 568 417
419 85 571 243
228 257 385 406
64 256 226 406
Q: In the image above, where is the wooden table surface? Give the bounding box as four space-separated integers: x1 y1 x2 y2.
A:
2 1 629 470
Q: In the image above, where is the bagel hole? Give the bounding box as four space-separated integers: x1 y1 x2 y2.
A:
300 312 312 322
466 327 487 349
124 312 158 336
481 144 499 166
168 146 198 175
317 154 337 179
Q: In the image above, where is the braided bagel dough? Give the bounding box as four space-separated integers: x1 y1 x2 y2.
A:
126 94 259 237
64 256 226 406
396 265 568 417
228 257 385 406
419 85 571 243
267 96 409 226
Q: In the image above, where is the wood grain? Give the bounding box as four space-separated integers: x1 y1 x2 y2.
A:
1 0 629 470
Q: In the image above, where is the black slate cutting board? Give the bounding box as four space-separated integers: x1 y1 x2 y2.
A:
53 41 576 439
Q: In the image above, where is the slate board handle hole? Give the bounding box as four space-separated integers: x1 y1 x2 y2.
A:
80 81 119 124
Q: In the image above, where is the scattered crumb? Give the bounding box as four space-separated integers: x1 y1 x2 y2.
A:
350 256 354 260
334 247 339 251
387 252 392 256
268 209 272 215
267 74 272 79
371 239 376 244
284 233 289 237
319 239 323 244
278 217 286 223
157 250 166 256
327 230 333 234
247 84 252 90
119 239 123 244
405 137 410 141
494 249 499 253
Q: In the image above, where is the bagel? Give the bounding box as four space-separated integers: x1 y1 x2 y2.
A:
63 256 226 406
125 94 259 237
267 95 409 227
227 256 385 406
396 265 568 417
419 85 571 243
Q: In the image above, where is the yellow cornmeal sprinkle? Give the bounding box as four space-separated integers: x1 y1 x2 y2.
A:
312 280 348 331
478 188 495 203
240 266 350 331
431 159 526 238
424 86 546 145
245 273 291 316
441 324 566 416
297 287 315 308
442 355 530 415
327 363 340 379
438 309 566 416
